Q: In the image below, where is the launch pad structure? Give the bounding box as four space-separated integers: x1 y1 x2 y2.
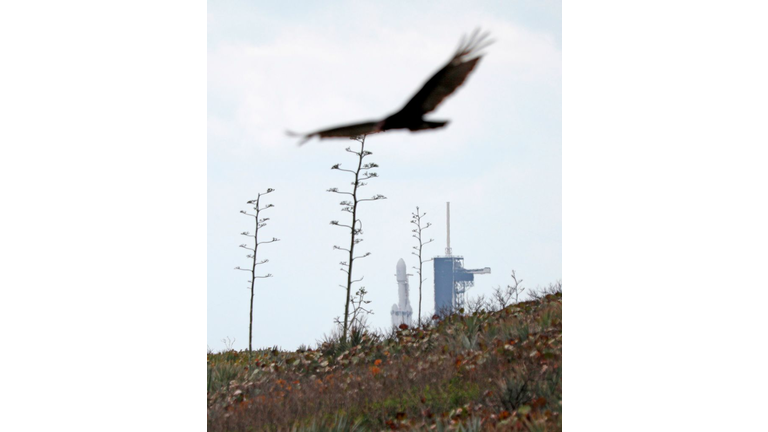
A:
433 203 490 313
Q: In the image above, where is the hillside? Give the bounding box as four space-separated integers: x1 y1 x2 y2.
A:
207 291 562 431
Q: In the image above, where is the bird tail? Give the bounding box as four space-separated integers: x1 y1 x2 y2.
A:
408 120 449 132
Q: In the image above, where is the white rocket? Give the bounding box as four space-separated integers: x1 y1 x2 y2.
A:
391 258 413 327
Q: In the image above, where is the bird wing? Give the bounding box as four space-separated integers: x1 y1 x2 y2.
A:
399 29 493 116
289 30 491 145
288 120 384 145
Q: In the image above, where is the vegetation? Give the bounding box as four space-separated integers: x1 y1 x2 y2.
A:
235 188 280 353
410 206 433 326
207 285 562 431
327 135 386 343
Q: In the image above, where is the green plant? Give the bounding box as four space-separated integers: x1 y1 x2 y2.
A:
210 362 240 393
517 323 530 341
497 367 533 412
291 413 365 432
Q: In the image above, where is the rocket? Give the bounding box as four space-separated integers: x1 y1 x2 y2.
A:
391 258 413 327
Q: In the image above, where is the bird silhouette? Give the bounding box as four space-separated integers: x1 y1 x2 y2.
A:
289 29 493 145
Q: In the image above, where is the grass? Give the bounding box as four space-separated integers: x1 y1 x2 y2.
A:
208 289 562 431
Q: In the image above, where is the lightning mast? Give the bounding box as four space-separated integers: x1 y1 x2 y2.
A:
445 202 452 256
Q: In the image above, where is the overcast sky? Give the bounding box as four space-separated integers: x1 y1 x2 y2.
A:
208 0 561 352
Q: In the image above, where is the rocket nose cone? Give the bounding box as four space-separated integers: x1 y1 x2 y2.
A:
397 258 406 274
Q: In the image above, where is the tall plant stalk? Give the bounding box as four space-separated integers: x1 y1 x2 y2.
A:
235 188 279 353
411 206 433 326
328 135 386 342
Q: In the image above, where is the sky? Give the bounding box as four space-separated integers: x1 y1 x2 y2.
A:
208 0 561 352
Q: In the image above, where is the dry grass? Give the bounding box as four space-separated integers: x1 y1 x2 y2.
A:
208 291 562 431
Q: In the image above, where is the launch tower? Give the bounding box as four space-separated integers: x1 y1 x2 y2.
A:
433 202 491 313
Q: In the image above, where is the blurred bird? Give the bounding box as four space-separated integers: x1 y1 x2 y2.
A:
288 29 493 145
